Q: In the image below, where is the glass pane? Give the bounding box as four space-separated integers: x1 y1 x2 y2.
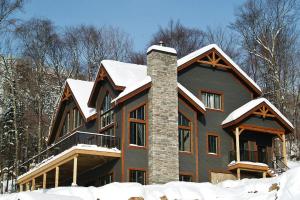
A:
208 135 218 154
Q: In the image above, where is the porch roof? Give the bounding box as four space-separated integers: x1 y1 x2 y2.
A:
222 98 294 132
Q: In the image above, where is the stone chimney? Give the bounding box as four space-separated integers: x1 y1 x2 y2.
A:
146 44 179 184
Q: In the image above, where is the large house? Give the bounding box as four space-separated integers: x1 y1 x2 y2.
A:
17 44 294 191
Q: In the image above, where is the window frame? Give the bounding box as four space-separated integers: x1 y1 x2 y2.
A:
200 89 224 112
60 111 70 137
99 91 115 136
128 103 147 149
128 168 146 185
99 172 113 186
178 111 192 153
72 107 83 131
206 132 221 157
179 173 193 182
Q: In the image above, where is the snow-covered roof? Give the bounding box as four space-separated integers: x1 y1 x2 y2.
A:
67 79 96 119
178 83 206 112
112 76 151 104
177 44 262 94
101 60 147 88
147 45 177 55
222 98 294 129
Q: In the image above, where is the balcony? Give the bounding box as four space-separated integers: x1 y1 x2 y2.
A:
229 150 268 164
18 131 120 190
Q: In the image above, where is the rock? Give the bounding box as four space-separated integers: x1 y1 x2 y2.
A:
128 197 144 200
269 183 280 192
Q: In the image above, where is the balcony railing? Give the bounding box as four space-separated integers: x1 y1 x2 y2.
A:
19 131 120 175
229 150 268 164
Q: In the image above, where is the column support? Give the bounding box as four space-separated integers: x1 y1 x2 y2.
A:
262 171 267 178
43 173 47 189
237 168 241 180
72 155 78 186
26 182 30 191
55 166 59 188
282 134 287 165
235 127 240 162
19 184 23 192
31 178 35 191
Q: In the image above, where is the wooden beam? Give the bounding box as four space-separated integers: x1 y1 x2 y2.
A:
43 173 47 189
235 127 240 162
72 155 78 186
239 124 284 135
55 166 59 188
282 134 288 165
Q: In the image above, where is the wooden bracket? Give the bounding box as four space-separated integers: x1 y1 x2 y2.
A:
253 105 275 118
197 50 231 69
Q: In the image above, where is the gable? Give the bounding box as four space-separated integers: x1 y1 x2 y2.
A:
222 99 294 133
177 45 262 97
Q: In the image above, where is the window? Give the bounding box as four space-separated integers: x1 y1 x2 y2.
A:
178 112 191 152
129 170 146 185
201 91 222 110
207 134 219 155
61 112 70 137
179 174 192 182
100 93 114 135
73 108 82 129
99 173 113 186
129 105 146 146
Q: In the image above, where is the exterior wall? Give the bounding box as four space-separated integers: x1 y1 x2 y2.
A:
122 92 149 182
147 49 179 184
178 63 254 182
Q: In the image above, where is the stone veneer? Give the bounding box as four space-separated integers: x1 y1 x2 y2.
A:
147 46 179 184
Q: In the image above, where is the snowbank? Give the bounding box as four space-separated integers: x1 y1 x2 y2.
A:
2 166 300 200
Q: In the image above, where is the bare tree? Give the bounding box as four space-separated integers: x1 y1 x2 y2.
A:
149 20 206 58
0 0 23 32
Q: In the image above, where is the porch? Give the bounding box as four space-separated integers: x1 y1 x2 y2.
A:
17 131 120 191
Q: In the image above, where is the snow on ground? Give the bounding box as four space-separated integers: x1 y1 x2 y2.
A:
2 165 300 200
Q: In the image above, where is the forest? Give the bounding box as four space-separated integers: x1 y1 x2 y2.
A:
0 0 299 193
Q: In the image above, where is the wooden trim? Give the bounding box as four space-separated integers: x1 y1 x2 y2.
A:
222 102 293 132
178 88 206 114
114 82 152 105
121 106 126 182
128 168 147 184
177 47 262 96
206 132 221 158
128 102 148 149
178 110 193 154
239 124 285 136
200 89 224 112
97 90 115 135
194 111 199 182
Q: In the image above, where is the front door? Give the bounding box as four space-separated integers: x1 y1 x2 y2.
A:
257 145 267 163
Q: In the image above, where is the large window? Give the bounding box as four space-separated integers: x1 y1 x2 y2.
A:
60 112 70 137
129 105 146 147
100 93 114 135
201 91 222 110
179 174 192 182
178 112 191 152
73 108 82 129
207 134 219 155
129 170 146 185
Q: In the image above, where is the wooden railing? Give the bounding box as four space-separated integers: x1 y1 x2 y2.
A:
19 131 120 175
229 150 268 164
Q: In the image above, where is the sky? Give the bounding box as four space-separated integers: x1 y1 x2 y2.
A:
16 0 247 51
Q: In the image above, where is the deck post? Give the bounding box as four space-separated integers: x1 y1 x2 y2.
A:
235 127 240 162
282 134 287 165
19 184 23 192
262 171 267 178
237 168 241 180
55 166 59 188
26 182 30 191
43 173 47 189
72 155 78 186
31 178 35 191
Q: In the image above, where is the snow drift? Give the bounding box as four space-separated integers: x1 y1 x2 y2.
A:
1 166 300 200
